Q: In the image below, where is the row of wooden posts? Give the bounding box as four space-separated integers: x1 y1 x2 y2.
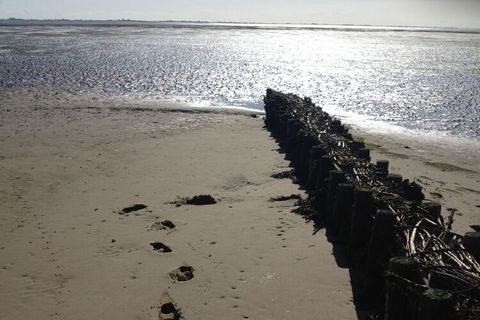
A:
263 89 480 320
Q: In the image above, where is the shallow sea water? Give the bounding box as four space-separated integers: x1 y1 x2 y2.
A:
0 23 479 139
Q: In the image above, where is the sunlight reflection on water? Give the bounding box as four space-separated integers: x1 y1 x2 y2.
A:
0 25 479 138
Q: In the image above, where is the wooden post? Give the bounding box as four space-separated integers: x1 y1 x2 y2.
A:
376 160 389 174
294 132 313 183
331 119 342 132
421 201 442 221
316 155 333 189
285 120 302 158
366 209 396 267
387 174 403 184
327 170 346 203
278 113 290 144
417 288 455 320
358 148 371 160
307 144 327 190
464 232 480 262
290 130 305 166
343 132 353 140
299 134 318 184
364 209 396 307
385 256 423 320
325 170 346 227
333 183 354 243
349 188 374 265
351 141 365 152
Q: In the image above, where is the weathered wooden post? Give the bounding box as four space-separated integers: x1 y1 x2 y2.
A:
325 170 346 228
349 188 374 265
297 134 318 184
421 200 442 224
286 121 303 160
351 141 365 152
417 288 455 320
376 160 389 179
464 232 480 262
316 155 333 189
263 89 274 127
367 209 397 266
358 148 371 161
387 174 403 184
333 183 355 243
292 131 310 182
277 113 290 144
289 129 303 166
330 119 343 134
385 256 423 320
364 209 396 306
376 160 389 174
307 144 328 190
285 119 300 153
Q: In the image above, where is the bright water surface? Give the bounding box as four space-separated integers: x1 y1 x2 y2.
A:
0 23 479 138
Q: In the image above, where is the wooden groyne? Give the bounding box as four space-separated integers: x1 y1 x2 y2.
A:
264 89 480 320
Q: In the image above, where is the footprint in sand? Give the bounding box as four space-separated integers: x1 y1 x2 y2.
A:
159 292 182 320
170 266 194 282
118 204 148 215
148 220 176 231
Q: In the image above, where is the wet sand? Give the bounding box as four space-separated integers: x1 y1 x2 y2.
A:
1 90 479 319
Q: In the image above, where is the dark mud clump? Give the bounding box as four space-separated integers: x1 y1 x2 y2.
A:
150 242 172 253
160 220 176 229
186 195 217 205
119 204 147 214
170 266 195 282
149 220 176 231
169 195 217 207
270 194 302 202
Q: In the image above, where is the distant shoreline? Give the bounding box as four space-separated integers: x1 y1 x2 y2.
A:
1 19 479 35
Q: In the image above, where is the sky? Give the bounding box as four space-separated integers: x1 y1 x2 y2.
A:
0 0 479 28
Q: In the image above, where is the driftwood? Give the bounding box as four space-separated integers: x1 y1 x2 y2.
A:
264 89 480 319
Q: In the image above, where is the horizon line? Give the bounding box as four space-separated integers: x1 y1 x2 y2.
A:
1 17 479 31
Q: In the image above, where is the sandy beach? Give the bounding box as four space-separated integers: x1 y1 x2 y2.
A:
0 90 357 320
1 90 479 320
